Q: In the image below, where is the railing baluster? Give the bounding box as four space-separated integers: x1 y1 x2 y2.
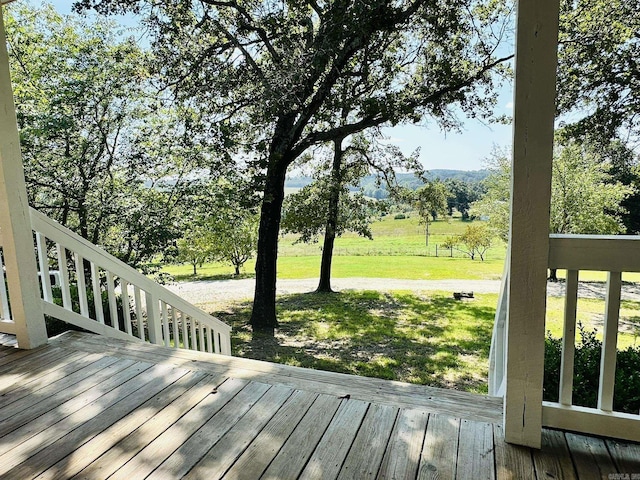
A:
598 271 622 412
36 232 53 302
90 262 104 324
56 243 72 310
27 208 232 354
106 271 119 330
199 321 205 352
220 333 232 356
214 329 221 354
74 253 89 317
559 269 579 405
206 327 213 353
190 316 197 351
161 301 170 347
181 312 189 350
145 292 162 344
121 279 133 335
134 286 145 340
171 308 179 348
0 249 10 320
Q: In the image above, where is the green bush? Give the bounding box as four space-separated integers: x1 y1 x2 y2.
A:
544 324 640 413
48 284 136 337
393 214 406 220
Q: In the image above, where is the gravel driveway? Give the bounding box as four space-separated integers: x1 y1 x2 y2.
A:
165 277 640 306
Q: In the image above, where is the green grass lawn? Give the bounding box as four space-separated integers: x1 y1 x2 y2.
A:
199 289 640 394
215 290 497 394
161 212 640 393
162 215 507 281
164 255 505 282
545 296 640 350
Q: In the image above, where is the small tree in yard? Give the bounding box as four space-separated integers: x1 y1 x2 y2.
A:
413 181 449 246
211 214 259 277
442 224 493 261
281 133 415 293
176 226 215 276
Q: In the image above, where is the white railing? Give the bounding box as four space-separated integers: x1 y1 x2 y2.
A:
0 209 231 355
544 234 640 441
489 234 640 441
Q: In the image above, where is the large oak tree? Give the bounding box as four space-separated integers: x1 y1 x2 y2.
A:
76 0 512 331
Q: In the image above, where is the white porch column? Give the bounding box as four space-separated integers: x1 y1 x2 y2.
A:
0 5 48 348
504 0 560 447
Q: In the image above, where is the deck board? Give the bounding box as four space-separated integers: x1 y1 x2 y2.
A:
336 403 398 479
221 390 318 480
456 419 495 480
417 413 460 480
0 331 634 479
377 408 429 480
260 394 343 480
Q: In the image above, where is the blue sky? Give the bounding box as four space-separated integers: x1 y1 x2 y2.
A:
48 0 514 171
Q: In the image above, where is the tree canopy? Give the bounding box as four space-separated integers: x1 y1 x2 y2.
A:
471 139 634 243
75 0 513 330
5 3 218 268
556 0 640 141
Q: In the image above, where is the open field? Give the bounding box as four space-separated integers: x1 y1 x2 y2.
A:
162 215 508 281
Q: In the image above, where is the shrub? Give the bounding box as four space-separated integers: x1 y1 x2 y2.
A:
48 284 136 337
544 324 640 414
393 214 406 220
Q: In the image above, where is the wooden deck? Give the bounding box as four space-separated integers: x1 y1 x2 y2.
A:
0 332 638 479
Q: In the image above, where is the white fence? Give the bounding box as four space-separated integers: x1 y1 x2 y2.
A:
0 208 231 355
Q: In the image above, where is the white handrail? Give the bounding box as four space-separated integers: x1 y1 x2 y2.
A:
28 208 232 355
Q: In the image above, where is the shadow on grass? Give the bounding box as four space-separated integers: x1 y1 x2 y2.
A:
213 290 497 393
171 272 255 282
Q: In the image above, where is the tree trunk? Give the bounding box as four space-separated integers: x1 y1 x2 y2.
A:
548 268 558 282
316 137 345 293
234 264 240 276
192 263 197 276
250 163 288 333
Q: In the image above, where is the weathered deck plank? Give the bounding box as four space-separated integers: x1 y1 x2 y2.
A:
4 364 190 480
417 413 460 480
0 332 633 480
337 403 398 479
377 408 429 480
221 389 318 480
0 358 140 438
0 354 118 412
565 433 618 480
260 394 343 480
179 385 294 479
456 419 495 480
0 361 158 475
532 429 577 480
34 370 209 480
108 377 249 480
606 438 640 473
493 423 536 480
52 331 503 423
298 399 369 480
71 373 226 480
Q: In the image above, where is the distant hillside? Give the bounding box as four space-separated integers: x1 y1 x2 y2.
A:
285 169 490 199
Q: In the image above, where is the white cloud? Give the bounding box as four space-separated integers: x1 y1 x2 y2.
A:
505 101 514 110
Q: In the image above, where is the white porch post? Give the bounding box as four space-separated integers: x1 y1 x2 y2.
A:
504 0 560 447
0 5 48 348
